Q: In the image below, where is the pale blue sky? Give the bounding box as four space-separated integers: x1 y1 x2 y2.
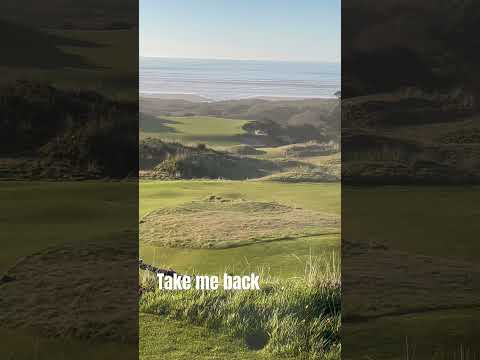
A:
140 0 340 62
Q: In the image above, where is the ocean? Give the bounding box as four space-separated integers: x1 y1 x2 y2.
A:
140 57 340 101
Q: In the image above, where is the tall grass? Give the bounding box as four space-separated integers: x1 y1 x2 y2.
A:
140 255 341 359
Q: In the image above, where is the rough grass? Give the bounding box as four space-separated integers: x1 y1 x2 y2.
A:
140 116 251 147
228 144 267 155
139 180 340 358
258 168 339 183
150 150 281 180
140 257 341 360
0 181 137 359
140 195 339 249
255 147 341 183
260 145 339 160
139 181 340 278
1 240 137 343
140 138 337 181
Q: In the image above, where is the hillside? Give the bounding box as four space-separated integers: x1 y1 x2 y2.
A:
342 1 480 184
0 0 136 29
343 0 480 100
0 82 138 179
140 97 340 144
140 139 288 180
342 91 480 184
140 138 339 182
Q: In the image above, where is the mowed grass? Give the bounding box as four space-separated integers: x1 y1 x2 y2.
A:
141 235 339 279
343 308 480 360
2 29 137 99
0 181 137 274
140 180 340 278
140 116 251 147
140 180 340 217
343 185 480 261
0 181 137 359
141 314 266 360
0 327 136 360
343 185 480 360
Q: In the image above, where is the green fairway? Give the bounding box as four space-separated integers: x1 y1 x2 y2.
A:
140 180 340 279
343 308 480 360
0 327 136 360
141 314 269 360
140 116 251 147
342 185 480 360
140 180 340 216
0 181 137 274
141 234 339 279
2 29 137 99
343 185 480 261
0 181 137 359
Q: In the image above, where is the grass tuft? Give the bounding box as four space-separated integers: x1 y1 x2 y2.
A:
140 257 340 359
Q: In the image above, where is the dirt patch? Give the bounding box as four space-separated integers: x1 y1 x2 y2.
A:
140 196 339 249
0 238 137 343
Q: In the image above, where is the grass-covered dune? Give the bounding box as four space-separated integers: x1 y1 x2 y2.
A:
0 82 138 180
140 97 340 144
139 137 339 182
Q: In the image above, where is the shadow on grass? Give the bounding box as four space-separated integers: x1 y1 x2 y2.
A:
0 20 105 69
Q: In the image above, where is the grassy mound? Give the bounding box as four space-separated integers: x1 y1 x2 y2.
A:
0 82 137 179
140 259 340 359
259 167 339 183
0 239 137 343
151 151 279 180
281 142 339 158
343 239 480 321
140 196 339 249
227 144 266 155
140 139 285 180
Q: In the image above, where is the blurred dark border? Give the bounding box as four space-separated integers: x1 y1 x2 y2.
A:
342 1 480 359
0 1 138 358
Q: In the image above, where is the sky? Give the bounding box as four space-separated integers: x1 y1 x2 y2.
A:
140 0 340 63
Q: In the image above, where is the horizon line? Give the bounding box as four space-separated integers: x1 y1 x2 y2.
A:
139 55 341 65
